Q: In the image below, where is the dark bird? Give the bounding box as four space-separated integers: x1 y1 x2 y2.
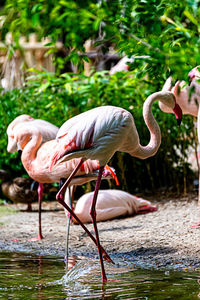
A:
0 169 37 211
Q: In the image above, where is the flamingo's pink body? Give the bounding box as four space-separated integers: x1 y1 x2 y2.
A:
17 128 109 184
9 117 111 185
53 94 182 166
51 91 182 282
73 189 157 224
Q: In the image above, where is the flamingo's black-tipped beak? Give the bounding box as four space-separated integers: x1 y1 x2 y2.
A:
18 150 22 157
177 118 182 126
188 77 192 86
173 103 182 126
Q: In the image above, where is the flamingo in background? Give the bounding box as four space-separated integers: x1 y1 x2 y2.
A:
72 189 157 224
109 55 150 75
12 123 115 265
50 90 182 282
159 76 199 117
109 56 134 75
160 67 200 226
7 115 59 240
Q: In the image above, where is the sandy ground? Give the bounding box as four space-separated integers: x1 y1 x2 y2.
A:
0 192 200 271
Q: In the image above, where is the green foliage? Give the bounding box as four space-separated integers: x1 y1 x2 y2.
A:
0 205 17 217
0 0 198 193
1 0 200 78
0 71 195 192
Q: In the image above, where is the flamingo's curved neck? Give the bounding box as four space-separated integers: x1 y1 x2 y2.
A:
21 131 42 172
130 92 166 159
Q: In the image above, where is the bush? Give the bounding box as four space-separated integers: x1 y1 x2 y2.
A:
0 70 195 193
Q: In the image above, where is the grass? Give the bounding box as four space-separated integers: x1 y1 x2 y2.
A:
0 204 18 217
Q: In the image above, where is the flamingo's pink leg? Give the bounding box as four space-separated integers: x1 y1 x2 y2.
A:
65 186 75 265
37 183 44 239
26 203 32 212
30 183 44 241
56 159 84 199
90 166 107 283
56 159 113 265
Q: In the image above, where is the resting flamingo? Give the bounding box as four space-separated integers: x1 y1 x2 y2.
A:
50 90 182 282
71 189 157 224
7 115 59 240
12 123 116 265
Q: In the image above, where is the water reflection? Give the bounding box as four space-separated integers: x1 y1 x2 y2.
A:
0 251 199 300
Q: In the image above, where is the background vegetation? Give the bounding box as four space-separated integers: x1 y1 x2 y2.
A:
0 0 200 196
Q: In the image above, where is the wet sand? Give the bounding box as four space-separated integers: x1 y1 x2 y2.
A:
0 192 199 271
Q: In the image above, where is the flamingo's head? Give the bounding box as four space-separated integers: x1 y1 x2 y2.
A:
158 91 182 125
173 102 182 126
7 115 34 153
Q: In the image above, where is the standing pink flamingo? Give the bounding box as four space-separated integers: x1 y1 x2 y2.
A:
72 189 157 224
50 90 182 282
12 124 115 266
7 115 59 240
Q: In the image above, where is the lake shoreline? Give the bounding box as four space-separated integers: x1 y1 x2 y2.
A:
0 192 200 271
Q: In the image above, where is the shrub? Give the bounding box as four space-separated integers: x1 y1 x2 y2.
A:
0 70 195 193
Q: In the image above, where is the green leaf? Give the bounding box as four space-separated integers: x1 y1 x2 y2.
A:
38 82 50 92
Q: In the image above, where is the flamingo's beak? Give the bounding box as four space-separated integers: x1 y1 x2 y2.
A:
177 118 182 126
173 103 182 126
18 149 22 158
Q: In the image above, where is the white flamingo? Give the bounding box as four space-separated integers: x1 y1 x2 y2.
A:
50 90 182 282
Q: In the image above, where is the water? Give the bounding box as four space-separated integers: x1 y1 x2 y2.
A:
0 251 199 299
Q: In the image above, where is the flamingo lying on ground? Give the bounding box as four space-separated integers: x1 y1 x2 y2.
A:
50 90 182 282
7 115 59 240
70 189 157 224
11 123 116 265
